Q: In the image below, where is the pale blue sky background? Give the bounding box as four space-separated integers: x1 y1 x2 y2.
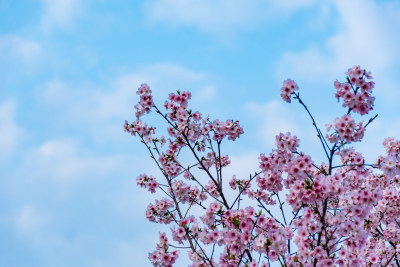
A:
1 0 400 266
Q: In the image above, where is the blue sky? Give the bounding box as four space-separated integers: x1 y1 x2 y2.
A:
1 0 400 266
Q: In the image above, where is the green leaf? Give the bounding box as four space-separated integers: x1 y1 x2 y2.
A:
232 217 240 228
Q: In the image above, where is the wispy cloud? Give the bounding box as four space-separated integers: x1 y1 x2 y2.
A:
39 0 84 32
246 100 303 148
246 99 327 162
144 0 317 35
3 63 220 262
0 101 23 163
33 63 217 141
276 0 400 82
0 36 41 61
3 1 399 265
22 138 125 184
15 205 51 234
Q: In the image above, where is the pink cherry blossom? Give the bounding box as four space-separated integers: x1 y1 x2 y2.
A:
280 79 299 103
125 66 400 266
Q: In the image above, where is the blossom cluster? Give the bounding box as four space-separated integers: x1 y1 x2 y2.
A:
326 114 365 144
280 79 299 103
169 180 207 204
171 216 197 245
339 148 364 167
334 65 375 115
135 83 154 117
256 133 302 196
378 137 400 177
149 232 179 266
211 119 244 141
123 119 154 139
159 150 181 178
164 91 192 125
125 66 400 266
137 174 159 193
201 152 231 171
145 198 175 224
162 90 244 150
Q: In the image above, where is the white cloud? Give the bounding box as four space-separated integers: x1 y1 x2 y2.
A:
275 0 400 148
276 0 400 82
89 241 154 267
16 63 220 265
39 80 71 106
246 100 304 148
106 63 209 110
34 63 217 142
24 63 218 186
0 36 41 61
140 63 208 82
144 0 317 35
0 101 23 163
224 152 261 186
193 85 217 104
15 205 50 234
22 138 128 185
39 0 83 31
246 99 329 163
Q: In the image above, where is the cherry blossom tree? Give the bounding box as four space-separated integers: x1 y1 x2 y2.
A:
124 66 400 266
